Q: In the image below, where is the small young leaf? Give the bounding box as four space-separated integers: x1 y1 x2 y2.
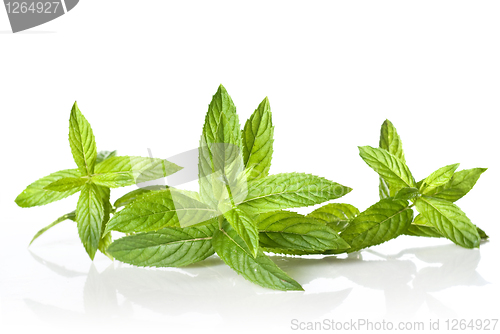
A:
237 173 351 214
257 211 350 251
29 211 76 246
15 169 82 208
212 221 303 291
415 196 480 248
95 150 117 164
242 97 274 181
106 189 217 233
340 198 413 251
94 156 182 187
107 223 217 267
431 168 487 202
379 120 406 198
306 203 359 233
394 187 419 201
69 102 97 176
420 163 460 195
44 177 88 192
358 146 416 189
223 208 259 258
76 183 105 259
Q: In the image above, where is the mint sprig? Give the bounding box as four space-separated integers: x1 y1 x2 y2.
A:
15 103 182 259
16 88 489 292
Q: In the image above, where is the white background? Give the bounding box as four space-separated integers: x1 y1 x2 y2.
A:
1 1 499 333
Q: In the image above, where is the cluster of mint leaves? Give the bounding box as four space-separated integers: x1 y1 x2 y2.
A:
15 86 488 291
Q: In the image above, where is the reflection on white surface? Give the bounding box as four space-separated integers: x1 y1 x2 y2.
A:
1 230 496 333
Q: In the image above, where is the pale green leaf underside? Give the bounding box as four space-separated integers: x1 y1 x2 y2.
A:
420 163 460 195
223 208 259 257
242 97 274 181
237 173 352 214
108 223 217 267
431 168 487 202
341 198 413 251
212 221 303 291
359 146 415 189
404 214 443 238
415 196 480 248
306 203 359 233
69 103 97 176
76 183 104 259
106 189 217 233
15 169 82 208
257 211 350 251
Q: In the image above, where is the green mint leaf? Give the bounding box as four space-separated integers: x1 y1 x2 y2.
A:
95 150 117 164
431 168 487 202
420 163 460 195
15 169 82 208
358 146 416 189
477 227 489 240
237 173 351 214
106 189 217 233
76 183 105 259
113 186 166 208
379 120 406 163
340 198 413 251
415 196 480 248
68 102 97 176
202 84 242 149
394 187 419 201
242 97 274 181
107 223 217 267
223 208 259 258
257 211 350 251
93 156 182 187
29 211 76 246
212 221 303 291
43 177 88 192
404 214 444 238
306 203 359 233
98 232 114 260
379 120 406 198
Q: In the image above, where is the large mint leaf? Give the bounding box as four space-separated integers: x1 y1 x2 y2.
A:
76 183 104 259
106 189 217 233
420 163 460 195
93 156 182 188
242 97 274 181
29 211 76 246
212 221 303 291
44 177 88 192
223 208 259 257
113 187 166 208
257 211 350 251
15 169 82 208
237 173 351 214
415 196 480 248
359 146 415 189
306 203 359 233
340 198 413 251
431 168 487 202
379 120 406 198
108 223 217 267
69 102 97 176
